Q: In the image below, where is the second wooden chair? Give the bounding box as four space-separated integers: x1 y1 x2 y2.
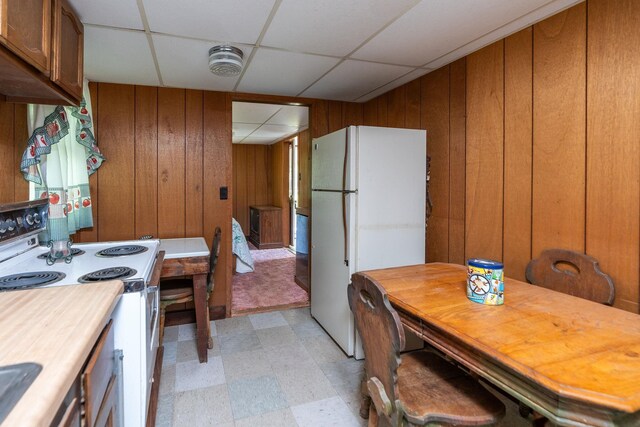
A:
525 248 615 305
348 272 505 427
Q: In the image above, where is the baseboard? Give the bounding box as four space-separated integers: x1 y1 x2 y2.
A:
294 275 309 292
165 305 226 326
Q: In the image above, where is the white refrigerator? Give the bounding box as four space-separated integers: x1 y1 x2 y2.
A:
311 126 426 359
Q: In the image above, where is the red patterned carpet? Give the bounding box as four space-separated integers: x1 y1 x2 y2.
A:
231 245 309 315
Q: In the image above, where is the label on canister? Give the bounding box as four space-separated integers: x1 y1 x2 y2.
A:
466 259 504 305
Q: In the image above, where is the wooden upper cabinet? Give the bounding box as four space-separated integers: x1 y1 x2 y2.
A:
51 0 82 101
0 0 51 74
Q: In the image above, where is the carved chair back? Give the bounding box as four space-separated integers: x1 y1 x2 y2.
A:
525 248 615 305
348 273 404 423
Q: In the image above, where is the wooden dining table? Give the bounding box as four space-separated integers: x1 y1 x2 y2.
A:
356 263 640 427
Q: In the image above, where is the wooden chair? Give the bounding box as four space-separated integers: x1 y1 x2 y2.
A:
348 273 505 427
159 227 221 347
525 248 615 305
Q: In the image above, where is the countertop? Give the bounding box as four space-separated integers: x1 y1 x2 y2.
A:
0 281 123 426
159 237 209 259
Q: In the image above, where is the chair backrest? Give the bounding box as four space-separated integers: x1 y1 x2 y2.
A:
207 227 222 293
525 248 615 305
348 273 404 420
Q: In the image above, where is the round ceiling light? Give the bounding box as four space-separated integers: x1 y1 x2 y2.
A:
208 45 243 77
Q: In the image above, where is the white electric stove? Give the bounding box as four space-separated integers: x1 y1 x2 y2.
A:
0 199 161 427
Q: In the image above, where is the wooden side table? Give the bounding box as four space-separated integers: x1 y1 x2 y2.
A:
159 238 210 363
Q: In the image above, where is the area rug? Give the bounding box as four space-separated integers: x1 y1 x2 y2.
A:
232 244 309 315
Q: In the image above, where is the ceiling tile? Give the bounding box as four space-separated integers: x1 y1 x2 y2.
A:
238 136 279 145
153 35 252 91
352 0 579 67
301 60 414 101
262 0 419 57
68 0 143 29
143 0 275 44
233 102 282 124
233 123 261 137
237 49 340 97
422 0 583 70
84 26 159 86
267 105 309 128
356 68 430 102
252 124 299 138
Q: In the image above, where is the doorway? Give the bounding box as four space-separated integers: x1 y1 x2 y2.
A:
230 101 310 316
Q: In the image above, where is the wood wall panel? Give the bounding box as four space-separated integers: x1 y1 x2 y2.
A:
343 103 363 126
0 100 15 203
297 130 311 210
387 86 406 128
203 92 231 310
406 79 421 130
503 28 533 280
234 145 248 231
185 90 204 237
157 88 186 239
465 42 504 261
13 104 28 201
363 100 377 126
422 67 450 262
448 58 466 265
270 139 291 246
532 4 586 256
97 84 135 241
376 95 388 127
254 145 270 207
586 0 640 312
134 86 158 239
232 144 273 233
328 100 343 133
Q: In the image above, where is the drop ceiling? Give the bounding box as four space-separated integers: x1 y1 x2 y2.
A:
71 0 583 103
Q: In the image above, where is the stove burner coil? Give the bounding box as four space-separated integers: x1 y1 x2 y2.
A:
96 245 148 257
0 272 66 290
37 248 85 260
78 267 137 283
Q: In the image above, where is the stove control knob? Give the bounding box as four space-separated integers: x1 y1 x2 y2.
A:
0 220 5 234
6 219 15 231
25 214 34 226
33 213 41 224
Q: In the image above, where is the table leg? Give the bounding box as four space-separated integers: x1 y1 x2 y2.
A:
193 273 208 363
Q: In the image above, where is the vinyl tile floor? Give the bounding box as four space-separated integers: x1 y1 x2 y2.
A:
157 308 529 427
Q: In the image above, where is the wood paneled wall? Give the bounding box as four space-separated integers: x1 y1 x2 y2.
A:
362 0 640 313
270 139 291 246
296 129 311 211
0 102 28 203
232 144 273 234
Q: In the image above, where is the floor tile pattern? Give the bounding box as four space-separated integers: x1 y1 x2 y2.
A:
157 308 529 427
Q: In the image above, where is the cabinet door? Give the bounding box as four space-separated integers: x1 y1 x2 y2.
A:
0 0 51 73
51 0 82 101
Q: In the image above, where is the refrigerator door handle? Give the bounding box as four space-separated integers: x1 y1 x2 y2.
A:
342 128 349 267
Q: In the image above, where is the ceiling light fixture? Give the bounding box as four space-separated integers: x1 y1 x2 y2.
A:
208 45 243 77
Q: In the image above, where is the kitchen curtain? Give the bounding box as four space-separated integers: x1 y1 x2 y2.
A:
20 81 104 243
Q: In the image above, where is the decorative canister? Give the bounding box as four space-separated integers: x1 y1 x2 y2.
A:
466 259 504 305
